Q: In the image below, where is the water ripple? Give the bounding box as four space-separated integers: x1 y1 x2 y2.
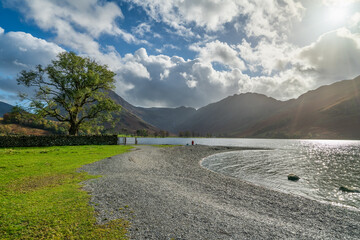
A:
201 142 360 210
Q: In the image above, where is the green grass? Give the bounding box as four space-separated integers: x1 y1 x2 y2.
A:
0 145 133 239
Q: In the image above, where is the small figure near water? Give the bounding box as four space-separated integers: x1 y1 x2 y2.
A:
192 140 194 145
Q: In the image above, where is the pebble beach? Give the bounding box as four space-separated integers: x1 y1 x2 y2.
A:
81 145 360 239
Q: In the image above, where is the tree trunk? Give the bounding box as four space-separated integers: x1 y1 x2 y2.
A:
69 123 79 136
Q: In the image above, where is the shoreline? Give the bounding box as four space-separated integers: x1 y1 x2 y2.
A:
81 145 360 239
199 150 360 213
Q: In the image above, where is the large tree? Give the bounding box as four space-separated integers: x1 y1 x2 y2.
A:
17 52 121 135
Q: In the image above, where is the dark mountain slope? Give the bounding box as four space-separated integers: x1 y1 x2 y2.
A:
107 91 196 133
242 76 360 139
176 93 285 136
135 106 196 133
0 101 13 117
106 91 160 134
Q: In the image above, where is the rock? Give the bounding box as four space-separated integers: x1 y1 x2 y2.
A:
288 174 300 181
339 186 360 193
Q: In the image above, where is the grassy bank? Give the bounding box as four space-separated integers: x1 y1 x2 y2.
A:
0 145 132 239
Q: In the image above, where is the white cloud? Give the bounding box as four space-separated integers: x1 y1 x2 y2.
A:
113 48 248 107
4 0 146 55
128 0 241 32
129 0 304 40
132 23 151 37
243 0 305 40
155 44 180 53
322 0 360 6
237 39 296 74
0 27 4 35
0 29 64 97
299 28 360 83
0 30 64 76
191 40 246 70
238 69 314 100
349 12 360 29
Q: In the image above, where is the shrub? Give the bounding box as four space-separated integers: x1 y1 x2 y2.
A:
0 135 118 148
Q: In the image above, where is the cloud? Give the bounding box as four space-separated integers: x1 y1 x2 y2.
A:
0 29 64 76
113 48 247 108
237 69 314 101
237 39 296 74
129 0 304 40
4 0 146 54
0 28 65 100
128 0 242 33
242 0 305 40
299 28 360 83
155 44 180 53
322 0 360 6
190 40 246 70
132 23 151 37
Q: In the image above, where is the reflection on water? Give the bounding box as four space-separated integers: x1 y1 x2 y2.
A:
201 140 360 210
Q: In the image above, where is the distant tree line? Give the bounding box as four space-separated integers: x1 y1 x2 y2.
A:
134 129 169 137
178 131 214 138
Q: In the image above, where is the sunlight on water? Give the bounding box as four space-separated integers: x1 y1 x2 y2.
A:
200 139 360 210
137 137 360 209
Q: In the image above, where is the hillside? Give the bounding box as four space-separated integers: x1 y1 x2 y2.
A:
108 76 360 139
242 76 360 139
107 90 195 133
2 76 359 139
0 94 160 136
0 120 52 136
0 101 13 117
175 93 285 136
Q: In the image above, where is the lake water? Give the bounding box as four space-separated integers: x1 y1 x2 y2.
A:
129 137 360 210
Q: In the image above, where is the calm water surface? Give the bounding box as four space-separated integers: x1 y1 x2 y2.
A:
134 138 360 209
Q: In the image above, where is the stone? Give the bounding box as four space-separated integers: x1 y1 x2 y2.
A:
287 174 300 181
339 186 360 193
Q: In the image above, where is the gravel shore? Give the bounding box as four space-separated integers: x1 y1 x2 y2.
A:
80 145 360 239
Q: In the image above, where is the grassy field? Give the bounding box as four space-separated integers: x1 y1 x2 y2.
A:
0 145 132 239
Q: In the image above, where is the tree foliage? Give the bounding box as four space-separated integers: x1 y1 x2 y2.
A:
17 52 121 135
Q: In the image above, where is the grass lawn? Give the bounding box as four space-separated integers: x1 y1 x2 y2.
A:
0 145 132 239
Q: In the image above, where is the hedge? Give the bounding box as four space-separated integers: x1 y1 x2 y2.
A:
0 135 118 148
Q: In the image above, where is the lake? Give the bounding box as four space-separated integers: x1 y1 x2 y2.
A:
126 137 360 210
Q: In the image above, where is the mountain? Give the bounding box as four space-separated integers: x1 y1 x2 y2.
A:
107 90 196 133
106 91 160 134
242 76 360 139
175 93 285 136
134 106 196 133
109 75 360 139
0 101 13 117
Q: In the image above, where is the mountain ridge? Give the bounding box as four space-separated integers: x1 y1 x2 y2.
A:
107 75 360 139
0 101 13 117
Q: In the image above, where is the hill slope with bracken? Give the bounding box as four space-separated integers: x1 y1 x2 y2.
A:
241 76 360 139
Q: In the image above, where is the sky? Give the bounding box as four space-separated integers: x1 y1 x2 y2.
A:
0 0 360 108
